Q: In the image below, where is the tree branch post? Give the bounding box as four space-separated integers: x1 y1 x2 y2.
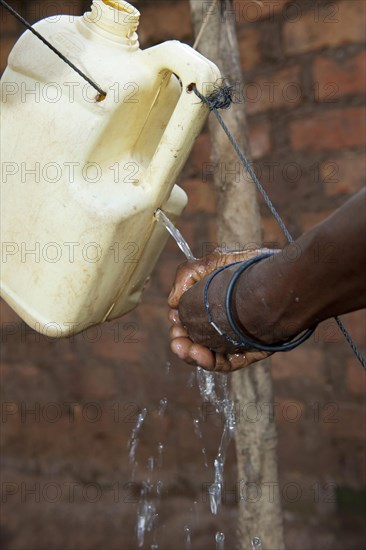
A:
189 1 285 548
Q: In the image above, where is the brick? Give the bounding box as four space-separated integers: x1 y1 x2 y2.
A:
234 0 291 25
16 363 41 380
248 119 271 159
271 348 325 382
338 310 366 347
290 107 366 152
27 0 84 22
0 8 21 35
321 153 365 197
283 1 366 55
78 364 119 400
324 404 366 440
313 51 366 101
245 65 302 115
346 357 366 396
157 253 187 296
92 317 145 363
191 133 211 176
0 35 16 74
261 215 288 248
0 299 22 325
93 336 142 363
139 1 191 45
238 27 261 71
299 210 334 233
181 178 216 214
0 362 12 383
275 398 306 425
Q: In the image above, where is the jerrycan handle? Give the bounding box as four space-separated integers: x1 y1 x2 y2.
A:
143 40 221 204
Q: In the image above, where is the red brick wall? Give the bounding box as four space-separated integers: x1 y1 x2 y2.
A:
1 1 365 549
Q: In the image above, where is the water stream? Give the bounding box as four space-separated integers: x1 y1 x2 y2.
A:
136 456 158 547
131 211 260 548
155 209 196 260
129 408 147 466
196 368 236 516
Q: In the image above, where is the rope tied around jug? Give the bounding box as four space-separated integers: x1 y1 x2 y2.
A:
193 82 366 371
0 0 107 99
205 81 234 111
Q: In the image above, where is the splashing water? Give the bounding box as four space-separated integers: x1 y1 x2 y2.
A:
136 457 160 547
155 209 196 260
196 368 218 406
209 481 221 515
136 487 157 547
132 213 239 544
129 408 147 464
196 368 236 515
215 531 225 550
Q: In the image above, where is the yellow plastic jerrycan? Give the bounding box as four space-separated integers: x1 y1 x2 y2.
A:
0 0 220 337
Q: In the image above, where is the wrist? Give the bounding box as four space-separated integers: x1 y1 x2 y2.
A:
231 254 310 345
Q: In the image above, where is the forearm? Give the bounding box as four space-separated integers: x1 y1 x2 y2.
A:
233 189 366 344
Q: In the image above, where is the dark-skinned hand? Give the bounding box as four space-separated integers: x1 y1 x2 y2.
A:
168 249 272 372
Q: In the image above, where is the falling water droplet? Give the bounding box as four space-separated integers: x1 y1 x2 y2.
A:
147 456 154 478
129 408 147 464
158 397 168 416
187 371 195 387
202 447 208 468
156 479 163 496
184 525 191 550
251 536 262 550
136 482 157 548
191 500 199 527
193 417 203 438
157 442 164 469
215 531 225 550
209 482 222 515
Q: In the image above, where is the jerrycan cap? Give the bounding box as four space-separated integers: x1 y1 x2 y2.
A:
83 0 140 48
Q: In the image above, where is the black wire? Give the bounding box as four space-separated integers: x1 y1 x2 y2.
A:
0 0 106 98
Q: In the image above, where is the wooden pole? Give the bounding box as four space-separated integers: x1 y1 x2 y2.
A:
189 1 285 548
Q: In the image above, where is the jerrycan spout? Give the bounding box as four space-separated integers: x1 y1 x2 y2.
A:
82 0 140 48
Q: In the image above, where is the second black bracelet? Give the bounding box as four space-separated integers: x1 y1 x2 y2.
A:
224 253 317 352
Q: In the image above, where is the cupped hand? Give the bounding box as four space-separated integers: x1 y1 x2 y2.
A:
168 249 272 372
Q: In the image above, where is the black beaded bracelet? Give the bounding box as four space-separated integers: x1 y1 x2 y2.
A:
224 253 317 352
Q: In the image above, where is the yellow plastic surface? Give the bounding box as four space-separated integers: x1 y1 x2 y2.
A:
0 0 221 337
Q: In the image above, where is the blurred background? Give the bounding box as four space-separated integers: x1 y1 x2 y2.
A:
0 1 365 549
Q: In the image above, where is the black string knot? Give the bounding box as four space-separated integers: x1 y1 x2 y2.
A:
193 79 233 111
